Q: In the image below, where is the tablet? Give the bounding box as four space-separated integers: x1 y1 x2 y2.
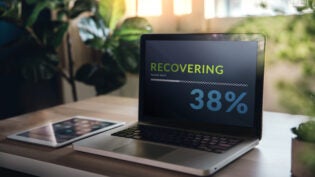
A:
7 116 125 147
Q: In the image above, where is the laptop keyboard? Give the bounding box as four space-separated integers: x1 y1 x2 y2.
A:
112 125 243 154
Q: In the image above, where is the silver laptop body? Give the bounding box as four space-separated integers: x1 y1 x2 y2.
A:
73 33 265 176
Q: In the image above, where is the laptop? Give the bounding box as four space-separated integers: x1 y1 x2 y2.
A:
73 33 265 176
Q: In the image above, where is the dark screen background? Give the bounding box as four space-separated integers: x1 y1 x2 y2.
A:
143 40 258 127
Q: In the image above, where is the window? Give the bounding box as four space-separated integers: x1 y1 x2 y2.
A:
204 0 310 19
174 0 192 15
125 0 162 17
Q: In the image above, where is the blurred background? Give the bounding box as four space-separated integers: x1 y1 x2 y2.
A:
1 0 315 119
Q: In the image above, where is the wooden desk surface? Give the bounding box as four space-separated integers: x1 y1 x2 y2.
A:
0 96 308 177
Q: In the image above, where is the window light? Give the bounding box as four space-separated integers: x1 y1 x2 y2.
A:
174 0 192 16
137 0 162 16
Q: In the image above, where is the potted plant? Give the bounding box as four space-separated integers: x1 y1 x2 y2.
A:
291 121 315 177
1 0 152 97
75 0 152 95
0 0 152 118
0 0 98 118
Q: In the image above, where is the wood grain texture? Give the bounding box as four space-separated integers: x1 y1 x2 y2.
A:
0 96 309 177
0 96 137 139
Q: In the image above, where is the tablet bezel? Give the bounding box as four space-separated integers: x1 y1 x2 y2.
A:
7 116 125 147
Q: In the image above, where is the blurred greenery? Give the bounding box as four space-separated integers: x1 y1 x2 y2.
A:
229 12 315 116
231 4 315 173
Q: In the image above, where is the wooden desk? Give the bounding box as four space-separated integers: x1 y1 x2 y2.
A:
0 96 308 177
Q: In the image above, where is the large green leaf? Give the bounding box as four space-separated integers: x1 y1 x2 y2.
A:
111 17 152 73
0 0 21 20
51 22 69 48
98 0 125 31
25 0 37 4
115 40 140 73
10 36 59 82
32 20 69 51
115 17 153 41
78 16 108 51
69 0 97 19
75 53 126 95
20 52 59 81
25 1 49 26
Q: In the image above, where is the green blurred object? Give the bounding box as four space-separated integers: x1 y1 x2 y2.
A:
230 2 315 175
76 0 152 95
292 121 315 142
230 7 315 174
229 11 315 116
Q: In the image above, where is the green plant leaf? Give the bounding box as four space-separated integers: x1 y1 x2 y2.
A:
115 17 153 41
98 0 125 31
20 53 58 81
26 1 49 26
69 0 97 19
13 37 59 82
78 16 109 51
32 20 69 51
115 40 140 73
75 63 99 85
111 17 152 73
0 0 21 20
51 22 69 48
75 53 126 95
293 121 315 142
25 0 37 4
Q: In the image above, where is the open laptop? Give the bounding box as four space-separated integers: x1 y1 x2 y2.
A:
73 33 265 176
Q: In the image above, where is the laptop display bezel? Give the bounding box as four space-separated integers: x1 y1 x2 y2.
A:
139 33 265 139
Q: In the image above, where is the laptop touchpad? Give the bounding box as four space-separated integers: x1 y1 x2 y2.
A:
113 141 176 159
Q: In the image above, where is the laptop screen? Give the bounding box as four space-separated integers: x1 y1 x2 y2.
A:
139 34 265 136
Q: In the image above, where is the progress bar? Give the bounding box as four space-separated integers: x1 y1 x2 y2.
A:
150 78 248 87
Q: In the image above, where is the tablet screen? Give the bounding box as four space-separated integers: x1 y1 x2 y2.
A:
14 117 119 145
